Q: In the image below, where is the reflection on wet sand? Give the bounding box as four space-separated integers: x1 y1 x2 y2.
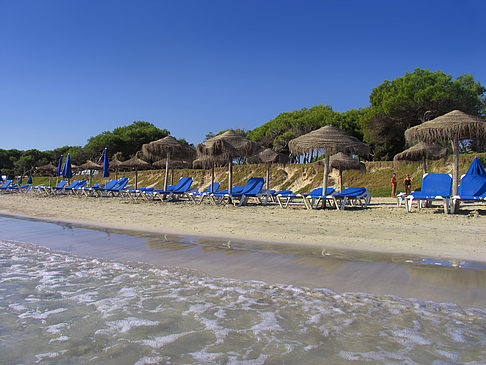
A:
1 214 486 308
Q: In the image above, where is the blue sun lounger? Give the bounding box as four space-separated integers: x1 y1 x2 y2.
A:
276 187 335 209
7 184 31 193
406 173 452 213
145 177 193 201
63 180 87 195
210 177 266 206
83 179 119 197
332 187 371 210
188 182 221 204
0 180 13 192
37 180 67 195
451 175 486 213
105 178 129 197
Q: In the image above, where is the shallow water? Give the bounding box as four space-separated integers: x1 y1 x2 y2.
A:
1 215 486 364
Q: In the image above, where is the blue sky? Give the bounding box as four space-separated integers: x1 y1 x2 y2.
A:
1 0 485 151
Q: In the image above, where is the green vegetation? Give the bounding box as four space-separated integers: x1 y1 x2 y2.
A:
363 69 485 160
1 68 486 178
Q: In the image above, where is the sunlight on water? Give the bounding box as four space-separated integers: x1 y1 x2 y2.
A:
1 240 485 364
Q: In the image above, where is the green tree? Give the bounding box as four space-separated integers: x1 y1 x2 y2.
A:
84 121 170 160
364 68 486 160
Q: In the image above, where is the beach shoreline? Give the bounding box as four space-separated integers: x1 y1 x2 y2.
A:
1 193 485 264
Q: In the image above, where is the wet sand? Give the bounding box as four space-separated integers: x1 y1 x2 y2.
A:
2 214 486 308
0 193 485 264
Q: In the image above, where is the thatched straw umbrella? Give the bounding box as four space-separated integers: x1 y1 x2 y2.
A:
393 142 448 174
109 152 124 180
78 160 102 186
247 148 289 190
316 152 366 191
196 130 260 193
142 136 196 190
153 158 193 186
192 155 227 193
36 163 57 186
289 125 370 194
119 152 151 189
405 110 486 195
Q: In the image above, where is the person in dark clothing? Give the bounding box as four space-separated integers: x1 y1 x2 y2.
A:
404 174 413 195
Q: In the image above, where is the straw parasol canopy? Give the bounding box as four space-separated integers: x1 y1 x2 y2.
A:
78 160 102 171
316 152 365 191
109 152 124 179
247 148 289 164
36 163 57 175
142 136 196 190
196 130 260 193
153 158 193 169
36 163 57 186
119 152 151 189
247 148 289 190
393 142 448 174
78 160 102 186
289 125 370 194
405 110 486 195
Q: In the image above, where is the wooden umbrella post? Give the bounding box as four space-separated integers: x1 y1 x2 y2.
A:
451 138 459 196
323 151 330 194
211 164 215 193
164 154 170 190
266 164 270 191
339 169 343 192
228 160 233 194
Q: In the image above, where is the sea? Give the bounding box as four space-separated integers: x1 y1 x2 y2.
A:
0 214 485 364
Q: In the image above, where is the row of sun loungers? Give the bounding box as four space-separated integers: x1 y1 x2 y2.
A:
404 172 486 214
4 170 485 213
5 176 373 210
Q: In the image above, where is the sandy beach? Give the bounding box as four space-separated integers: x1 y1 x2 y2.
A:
1 193 485 263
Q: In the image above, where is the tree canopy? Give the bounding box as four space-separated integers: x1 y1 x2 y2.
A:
84 121 170 160
363 68 485 160
246 105 365 155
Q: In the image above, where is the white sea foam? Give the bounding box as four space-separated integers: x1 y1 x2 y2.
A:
139 332 193 348
1 239 486 364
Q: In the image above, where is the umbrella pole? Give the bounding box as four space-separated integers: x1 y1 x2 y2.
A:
266 164 270 190
423 156 427 175
451 138 459 196
164 155 170 190
171 169 174 185
228 160 233 194
89 171 92 186
49 176 52 187
323 152 330 195
211 164 215 193
115 169 118 180
339 169 343 192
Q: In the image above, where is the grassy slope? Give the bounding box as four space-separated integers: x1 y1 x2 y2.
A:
29 153 486 197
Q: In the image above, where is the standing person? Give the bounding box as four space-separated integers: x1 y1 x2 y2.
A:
404 174 413 195
391 173 397 198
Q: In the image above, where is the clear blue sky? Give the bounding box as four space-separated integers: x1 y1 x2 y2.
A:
1 0 485 151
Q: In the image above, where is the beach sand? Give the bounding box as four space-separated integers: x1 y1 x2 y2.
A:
0 193 485 263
